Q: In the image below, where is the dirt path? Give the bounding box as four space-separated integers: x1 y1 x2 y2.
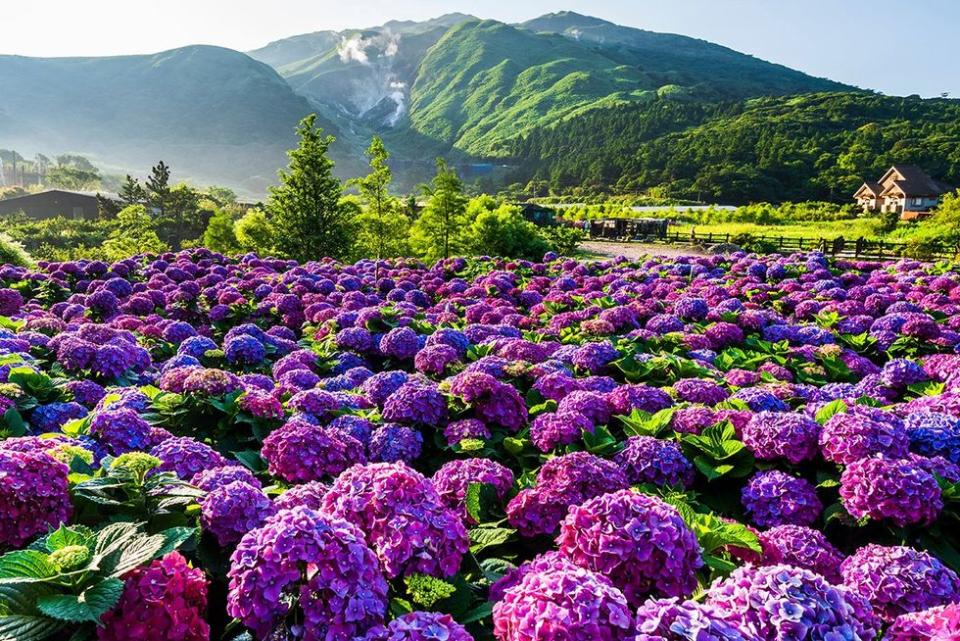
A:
581 240 708 260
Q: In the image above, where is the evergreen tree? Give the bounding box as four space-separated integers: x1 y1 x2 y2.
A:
145 161 171 216
118 175 147 207
351 137 409 259
411 159 468 260
267 114 351 262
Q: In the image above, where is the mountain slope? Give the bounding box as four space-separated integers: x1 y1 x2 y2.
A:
519 12 852 97
510 92 960 202
0 46 321 193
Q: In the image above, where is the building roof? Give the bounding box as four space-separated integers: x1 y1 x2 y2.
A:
853 182 882 198
0 189 118 204
877 165 951 198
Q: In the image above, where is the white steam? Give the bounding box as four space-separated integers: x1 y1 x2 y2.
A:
335 30 407 127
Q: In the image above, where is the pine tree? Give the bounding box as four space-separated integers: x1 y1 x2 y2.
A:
267 114 352 262
411 159 468 260
145 161 171 216
351 137 407 260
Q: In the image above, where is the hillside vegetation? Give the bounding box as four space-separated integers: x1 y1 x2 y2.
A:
509 92 960 202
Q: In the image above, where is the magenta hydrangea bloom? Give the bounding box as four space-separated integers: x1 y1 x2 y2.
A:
631 597 748 641
493 566 634 641
841 545 960 622
432 457 515 523
321 462 468 578
274 481 330 511
227 507 388 641
819 406 909 465
705 564 881 641
0 449 72 547
884 603 960 641
443 418 491 446
839 455 942 527
448 372 527 432
507 452 628 537
757 525 845 583
190 465 261 492
672 379 729 406
741 411 820 464
261 419 366 483
488 552 577 603
368 424 423 464
97 552 209 641
382 381 449 427
238 389 284 420
557 489 701 606
150 437 228 479
605 384 673 416
741 470 822 528
530 411 593 452
200 480 277 546
357 611 474 641
612 436 695 488
89 408 153 455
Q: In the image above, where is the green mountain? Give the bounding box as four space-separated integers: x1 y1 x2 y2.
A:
519 12 851 97
252 13 856 168
0 45 321 194
509 92 960 203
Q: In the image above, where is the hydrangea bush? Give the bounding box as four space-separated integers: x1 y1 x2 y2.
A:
3 249 960 640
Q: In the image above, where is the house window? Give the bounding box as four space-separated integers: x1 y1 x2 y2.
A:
914 198 923 206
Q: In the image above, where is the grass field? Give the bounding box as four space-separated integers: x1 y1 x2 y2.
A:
670 218 884 241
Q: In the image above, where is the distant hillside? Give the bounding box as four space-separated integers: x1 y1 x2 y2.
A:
519 12 852 97
0 46 321 194
509 92 960 203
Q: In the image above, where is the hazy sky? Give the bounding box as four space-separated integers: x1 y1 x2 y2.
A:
3 0 957 97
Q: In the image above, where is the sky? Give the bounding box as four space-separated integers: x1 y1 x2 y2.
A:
2 0 957 97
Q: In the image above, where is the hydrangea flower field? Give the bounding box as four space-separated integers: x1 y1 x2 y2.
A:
2 248 960 640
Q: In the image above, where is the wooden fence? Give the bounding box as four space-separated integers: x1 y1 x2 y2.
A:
588 226 960 261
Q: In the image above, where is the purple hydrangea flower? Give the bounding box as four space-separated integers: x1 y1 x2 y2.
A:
150 437 228 479
507 452 628 537
321 462 468 579
432 457 514 523
631 597 748 641
200 480 277 546
261 419 366 483
368 424 423 464
89 408 153 456
493 565 633 641
0 449 72 547
819 406 909 464
530 411 593 452
741 411 820 464
741 470 822 528
382 381 448 428
841 544 960 622
190 465 261 492
557 489 702 606
357 611 474 641
884 603 960 641
757 525 845 583
443 418 491 446
672 378 728 405
613 436 695 488
839 455 942 527
705 564 881 641
227 507 388 641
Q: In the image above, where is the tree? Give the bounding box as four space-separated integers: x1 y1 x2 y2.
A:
350 137 409 259
145 161 171 216
234 209 276 255
463 198 550 260
118 175 148 207
102 205 169 261
267 114 352 262
202 207 241 254
411 159 468 261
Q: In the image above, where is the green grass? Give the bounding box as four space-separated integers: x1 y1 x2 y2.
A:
671 219 885 240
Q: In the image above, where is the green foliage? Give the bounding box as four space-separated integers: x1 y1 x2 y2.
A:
411 159 469 260
0 233 33 268
268 114 353 262
462 198 550 260
540 225 585 255
0 523 192 641
202 207 241 254
234 209 276 255
101 205 169 261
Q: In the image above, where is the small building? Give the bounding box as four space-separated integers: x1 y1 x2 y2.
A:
854 166 951 220
0 189 105 220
